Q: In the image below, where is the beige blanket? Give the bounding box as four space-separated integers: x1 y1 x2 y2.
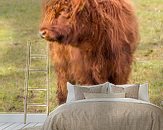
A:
25 98 163 130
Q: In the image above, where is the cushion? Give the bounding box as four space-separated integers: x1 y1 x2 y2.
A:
138 83 149 102
109 83 139 99
84 92 126 99
66 82 109 103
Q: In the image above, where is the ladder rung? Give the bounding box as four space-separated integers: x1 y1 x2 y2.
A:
27 104 47 107
28 88 47 91
29 69 48 72
30 54 47 59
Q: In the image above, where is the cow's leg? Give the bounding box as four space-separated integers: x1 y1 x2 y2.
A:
55 64 68 105
56 76 68 105
109 56 133 85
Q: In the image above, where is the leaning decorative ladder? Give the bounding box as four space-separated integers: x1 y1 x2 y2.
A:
24 42 50 124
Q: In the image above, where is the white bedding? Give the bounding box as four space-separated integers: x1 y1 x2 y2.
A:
22 98 163 130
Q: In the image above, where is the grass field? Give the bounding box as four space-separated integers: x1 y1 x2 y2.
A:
0 0 162 113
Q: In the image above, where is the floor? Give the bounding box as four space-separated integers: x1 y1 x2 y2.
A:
0 114 46 130
0 122 43 130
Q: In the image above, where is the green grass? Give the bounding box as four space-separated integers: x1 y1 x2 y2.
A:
0 0 57 113
130 0 163 106
0 0 162 113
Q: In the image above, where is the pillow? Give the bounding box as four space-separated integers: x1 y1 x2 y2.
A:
66 82 76 103
109 83 139 99
138 83 149 102
66 82 109 103
84 92 126 99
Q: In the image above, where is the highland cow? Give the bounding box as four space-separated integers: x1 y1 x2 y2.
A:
39 0 139 104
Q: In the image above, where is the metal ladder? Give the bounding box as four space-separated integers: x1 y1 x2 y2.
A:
24 42 50 124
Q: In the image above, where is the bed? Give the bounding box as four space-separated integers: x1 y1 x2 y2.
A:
42 98 163 130
22 82 163 130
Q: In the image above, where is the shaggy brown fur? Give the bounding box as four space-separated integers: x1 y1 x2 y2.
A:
40 0 139 104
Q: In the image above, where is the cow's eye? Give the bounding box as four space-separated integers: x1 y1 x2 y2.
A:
55 11 61 18
63 8 69 13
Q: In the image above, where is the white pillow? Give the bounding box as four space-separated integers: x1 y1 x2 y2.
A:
109 83 149 102
109 83 139 99
66 82 109 103
66 82 76 103
84 92 126 99
138 83 149 102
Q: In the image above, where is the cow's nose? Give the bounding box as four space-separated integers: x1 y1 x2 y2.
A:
39 30 47 38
